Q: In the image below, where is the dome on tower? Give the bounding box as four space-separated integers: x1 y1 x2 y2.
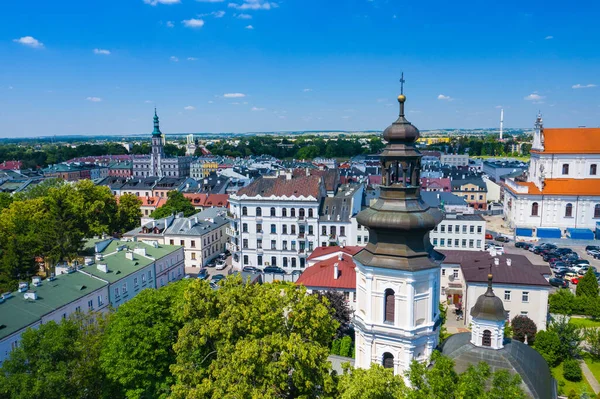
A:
382 95 420 143
470 274 506 322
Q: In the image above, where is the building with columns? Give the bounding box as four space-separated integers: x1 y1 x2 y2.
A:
504 114 600 237
352 90 444 376
133 110 193 178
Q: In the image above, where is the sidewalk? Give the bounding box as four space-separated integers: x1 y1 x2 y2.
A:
580 360 600 394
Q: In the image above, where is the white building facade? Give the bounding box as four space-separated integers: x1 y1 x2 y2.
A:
430 213 486 252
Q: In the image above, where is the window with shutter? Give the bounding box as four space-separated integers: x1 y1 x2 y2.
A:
384 289 395 323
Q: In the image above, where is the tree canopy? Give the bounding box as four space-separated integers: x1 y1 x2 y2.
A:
150 191 196 219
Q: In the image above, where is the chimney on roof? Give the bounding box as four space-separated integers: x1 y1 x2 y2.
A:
188 219 193 229
286 170 292 180
334 263 339 279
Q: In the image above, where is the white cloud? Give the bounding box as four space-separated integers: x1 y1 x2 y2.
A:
184 105 196 110
166 21 175 27
278 115 286 119
183 18 205 28
93 48 111 55
187 57 198 61
342 116 351 119
213 10 226 17
223 92 246 98
237 13 252 19
524 93 545 101
228 0 278 10
251 106 265 111
572 83 596 89
8 86 13 90
144 100 153 103
170 56 179 62
230 102 240 105
495 105 503 109
245 25 254 29
545 35 553 40
437 94 453 101
13 36 44 48
143 0 180 5
86 97 102 102
197 0 224 2
303 88 312 92
208 100 214 104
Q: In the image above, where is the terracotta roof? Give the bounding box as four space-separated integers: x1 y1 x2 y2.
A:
183 193 229 207
536 128 600 154
296 254 356 290
236 175 322 198
441 250 550 287
307 245 363 260
507 179 600 196
292 169 339 192
139 196 166 208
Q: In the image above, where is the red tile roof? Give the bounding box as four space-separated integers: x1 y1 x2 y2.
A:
183 193 229 207
296 254 356 290
534 128 600 154
237 175 323 198
0 160 22 170
507 179 600 196
421 178 451 191
307 245 363 260
139 196 166 208
291 169 339 192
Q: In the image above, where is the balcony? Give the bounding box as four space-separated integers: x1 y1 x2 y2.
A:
226 228 238 237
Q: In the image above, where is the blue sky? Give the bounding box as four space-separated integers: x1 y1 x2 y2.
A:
0 0 599 137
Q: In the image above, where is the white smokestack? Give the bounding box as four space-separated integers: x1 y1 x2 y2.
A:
500 109 504 141
334 263 339 279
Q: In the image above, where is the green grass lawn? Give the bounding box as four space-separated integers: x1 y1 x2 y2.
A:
551 362 594 397
584 354 600 383
569 318 600 328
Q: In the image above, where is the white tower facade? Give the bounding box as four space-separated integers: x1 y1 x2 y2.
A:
354 263 441 374
499 109 504 141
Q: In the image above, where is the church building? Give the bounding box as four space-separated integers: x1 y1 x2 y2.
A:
503 115 600 238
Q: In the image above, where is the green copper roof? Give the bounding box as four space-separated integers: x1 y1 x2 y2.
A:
152 109 162 136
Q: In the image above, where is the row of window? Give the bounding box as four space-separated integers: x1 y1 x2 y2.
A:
433 224 483 234
504 290 529 302
243 239 311 252
242 255 307 268
531 202 600 218
463 194 484 201
241 206 315 218
242 223 312 235
561 163 597 176
433 238 482 249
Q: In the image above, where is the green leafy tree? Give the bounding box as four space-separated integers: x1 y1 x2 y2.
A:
117 193 142 233
337 364 407 399
0 198 47 291
487 369 527 399
534 330 562 367
577 268 599 298
585 328 600 359
170 276 338 398
511 315 537 345
563 358 583 382
100 280 190 399
313 290 353 338
331 338 341 355
150 191 196 219
13 178 65 201
339 335 353 357
0 192 13 212
74 180 119 236
0 313 115 399
551 317 583 359
549 288 576 315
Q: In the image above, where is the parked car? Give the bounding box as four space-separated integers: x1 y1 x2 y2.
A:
594 252 600 260
242 266 261 273
550 260 568 269
554 270 568 279
564 272 578 281
485 233 493 240
495 236 510 243
541 243 558 250
263 266 286 274
532 246 544 254
515 242 529 249
570 264 587 273
205 259 217 268
586 245 600 253
197 268 209 280
588 250 600 258
211 274 226 283
215 260 227 270
549 277 569 288
492 246 505 255
571 278 580 285
555 248 573 255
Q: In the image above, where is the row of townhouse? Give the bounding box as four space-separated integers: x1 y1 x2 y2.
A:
124 207 229 273
0 239 184 364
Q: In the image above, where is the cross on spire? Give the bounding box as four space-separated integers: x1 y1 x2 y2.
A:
399 72 405 95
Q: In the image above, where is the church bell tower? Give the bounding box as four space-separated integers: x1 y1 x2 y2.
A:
353 76 445 376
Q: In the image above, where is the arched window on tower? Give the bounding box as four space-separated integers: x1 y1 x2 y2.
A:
282 208 287 217
242 206 247 216
531 202 539 216
384 289 395 323
565 203 573 218
256 207 262 217
270 207 276 217
382 352 394 369
299 208 306 220
595 204 600 219
482 330 492 347
291 208 296 218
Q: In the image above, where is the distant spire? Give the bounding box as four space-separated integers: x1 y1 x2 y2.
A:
397 72 406 117
152 109 161 136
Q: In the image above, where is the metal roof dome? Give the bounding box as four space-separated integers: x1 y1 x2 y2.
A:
470 274 507 322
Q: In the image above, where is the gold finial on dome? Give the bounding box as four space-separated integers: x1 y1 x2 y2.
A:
397 94 406 103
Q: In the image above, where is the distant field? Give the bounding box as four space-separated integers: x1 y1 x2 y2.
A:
569 318 600 328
